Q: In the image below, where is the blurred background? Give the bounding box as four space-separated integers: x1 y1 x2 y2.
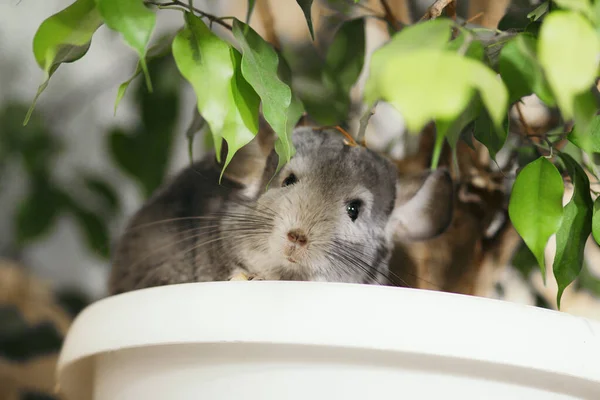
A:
0 0 464 306
2 0 600 398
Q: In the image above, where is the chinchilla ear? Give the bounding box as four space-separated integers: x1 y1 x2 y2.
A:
390 168 454 242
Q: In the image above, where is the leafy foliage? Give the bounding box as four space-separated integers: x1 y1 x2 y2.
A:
233 19 295 168
109 51 181 197
284 17 365 126
24 0 600 305
364 19 508 168
553 153 593 308
173 13 259 174
26 0 103 124
16 178 65 246
538 11 599 120
96 0 156 90
1 104 117 259
508 157 564 280
498 33 553 105
295 0 315 39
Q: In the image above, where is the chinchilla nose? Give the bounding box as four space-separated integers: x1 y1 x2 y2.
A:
287 229 308 246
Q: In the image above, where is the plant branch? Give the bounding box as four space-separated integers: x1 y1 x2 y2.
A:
315 126 358 147
420 0 457 21
256 0 281 50
356 106 375 145
379 0 402 31
463 11 484 26
145 0 233 31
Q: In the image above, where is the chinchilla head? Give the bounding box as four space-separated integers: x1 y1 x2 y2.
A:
227 127 454 284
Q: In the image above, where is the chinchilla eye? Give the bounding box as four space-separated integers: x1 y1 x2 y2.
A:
346 199 362 222
282 173 298 187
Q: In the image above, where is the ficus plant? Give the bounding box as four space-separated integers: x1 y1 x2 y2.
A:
25 0 600 307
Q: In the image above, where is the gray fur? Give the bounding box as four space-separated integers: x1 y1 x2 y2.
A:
109 127 453 294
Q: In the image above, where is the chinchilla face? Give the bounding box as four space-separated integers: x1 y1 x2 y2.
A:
230 127 453 284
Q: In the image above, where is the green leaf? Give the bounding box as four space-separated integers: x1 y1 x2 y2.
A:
596 0 600 32
0 103 62 176
433 96 481 168
499 3 540 31
561 139 585 165
15 180 65 245
538 11 599 120
568 90 600 154
553 0 593 19
593 197 600 245
185 105 206 162
275 93 305 173
324 18 366 94
26 0 103 124
365 49 508 135
172 13 259 175
290 18 365 126
527 2 549 21
295 0 315 40
275 56 305 173
32 0 103 73
499 34 554 105
232 19 294 166
114 33 175 113
83 176 120 215
68 202 110 258
223 49 261 172
525 21 542 37
445 30 484 61
96 0 156 91
246 0 256 23
473 110 508 161
508 157 564 282
321 18 366 124
553 153 594 308
442 96 481 148
109 53 181 197
367 19 453 82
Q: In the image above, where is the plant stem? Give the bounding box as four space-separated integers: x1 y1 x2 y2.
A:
379 0 402 31
356 106 374 144
420 0 457 21
145 0 233 31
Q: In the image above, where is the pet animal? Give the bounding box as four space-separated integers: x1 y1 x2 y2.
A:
109 125 454 294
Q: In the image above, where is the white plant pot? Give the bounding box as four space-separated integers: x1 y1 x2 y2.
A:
57 281 600 399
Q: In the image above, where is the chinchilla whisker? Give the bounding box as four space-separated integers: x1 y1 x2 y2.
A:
329 243 413 288
334 242 441 289
127 227 269 272
339 244 441 288
151 230 267 273
127 216 220 231
212 210 276 221
325 249 377 284
331 242 408 287
227 195 279 217
127 215 270 232
223 198 278 220
172 233 258 263
335 251 379 284
386 267 442 290
323 254 354 282
218 215 274 224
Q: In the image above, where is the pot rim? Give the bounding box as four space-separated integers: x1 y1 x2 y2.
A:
57 281 600 384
